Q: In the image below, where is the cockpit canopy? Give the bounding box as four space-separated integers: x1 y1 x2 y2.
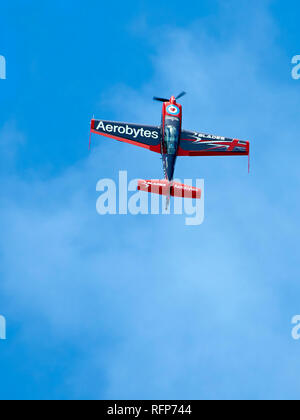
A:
163 116 180 155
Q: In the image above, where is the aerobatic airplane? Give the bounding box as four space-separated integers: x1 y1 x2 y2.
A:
90 92 250 206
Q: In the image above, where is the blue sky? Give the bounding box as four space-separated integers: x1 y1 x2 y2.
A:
0 0 300 400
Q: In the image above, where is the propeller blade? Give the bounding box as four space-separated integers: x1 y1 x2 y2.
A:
153 97 169 102
176 91 186 100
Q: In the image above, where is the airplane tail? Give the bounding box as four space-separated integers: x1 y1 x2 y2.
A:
137 179 201 200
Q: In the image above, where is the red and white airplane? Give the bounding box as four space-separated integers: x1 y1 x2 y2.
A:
90 92 250 205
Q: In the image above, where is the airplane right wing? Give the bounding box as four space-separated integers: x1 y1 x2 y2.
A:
178 129 250 156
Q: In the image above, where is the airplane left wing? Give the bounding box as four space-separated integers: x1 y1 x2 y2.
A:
90 119 161 153
178 129 249 156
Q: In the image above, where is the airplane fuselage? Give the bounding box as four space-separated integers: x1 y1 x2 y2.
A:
161 96 182 182
91 93 249 206
91 93 249 196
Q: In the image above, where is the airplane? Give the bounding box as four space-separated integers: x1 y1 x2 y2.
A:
90 92 250 207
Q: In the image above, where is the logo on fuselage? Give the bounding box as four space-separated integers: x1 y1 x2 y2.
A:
166 105 180 116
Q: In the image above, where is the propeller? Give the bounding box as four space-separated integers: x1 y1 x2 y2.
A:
153 96 169 102
153 92 187 102
176 91 186 100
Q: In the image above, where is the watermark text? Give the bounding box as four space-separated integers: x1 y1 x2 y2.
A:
292 315 300 340
291 55 300 80
0 315 6 340
0 55 6 80
96 171 204 226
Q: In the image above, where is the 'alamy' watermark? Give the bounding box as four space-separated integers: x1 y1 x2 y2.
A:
96 171 204 226
292 315 300 340
0 55 6 80
291 55 300 80
0 315 6 340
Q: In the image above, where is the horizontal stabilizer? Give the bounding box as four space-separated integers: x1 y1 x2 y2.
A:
138 180 201 199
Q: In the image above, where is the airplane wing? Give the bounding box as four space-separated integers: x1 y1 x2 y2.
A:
90 119 161 153
178 129 249 156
